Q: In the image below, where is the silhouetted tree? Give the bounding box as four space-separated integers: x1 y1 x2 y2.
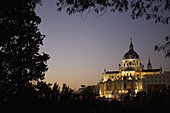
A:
52 82 60 101
36 81 52 99
61 83 69 96
50 82 60 112
61 83 74 100
0 0 50 103
56 0 170 58
79 85 96 101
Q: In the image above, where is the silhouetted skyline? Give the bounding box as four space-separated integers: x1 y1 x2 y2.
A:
36 0 170 90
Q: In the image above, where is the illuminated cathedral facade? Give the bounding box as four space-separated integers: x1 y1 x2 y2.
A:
99 39 162 100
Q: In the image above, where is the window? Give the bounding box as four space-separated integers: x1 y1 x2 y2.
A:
152 85 154 89
124 84 127 89
151 80 153 83
129 62 132 65
107 85 109 90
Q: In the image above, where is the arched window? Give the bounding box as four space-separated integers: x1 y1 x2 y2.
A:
107 85 109 90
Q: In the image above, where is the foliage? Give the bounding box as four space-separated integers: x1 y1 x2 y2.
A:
56 0 170 24
52 82 60 101
1 80 170 113
79 85 96 101
0 0 50 102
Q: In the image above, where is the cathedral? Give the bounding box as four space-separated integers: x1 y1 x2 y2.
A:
99 39 162 100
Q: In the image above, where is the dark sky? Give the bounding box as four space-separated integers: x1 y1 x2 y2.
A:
36 0 170 90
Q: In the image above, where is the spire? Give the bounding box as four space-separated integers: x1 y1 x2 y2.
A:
147 56 152 70
129 37 134 50
148 56 151 65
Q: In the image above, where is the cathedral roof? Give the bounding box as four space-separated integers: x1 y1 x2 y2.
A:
123 38 139 59
106 71 119 74
142 69 161 72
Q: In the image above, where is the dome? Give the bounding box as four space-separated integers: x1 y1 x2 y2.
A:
123 38 139 59
123 49 139 59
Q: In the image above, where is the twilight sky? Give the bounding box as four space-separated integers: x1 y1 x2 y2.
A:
36 0 170 90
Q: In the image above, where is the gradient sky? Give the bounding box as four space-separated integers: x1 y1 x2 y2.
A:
36 0 170 90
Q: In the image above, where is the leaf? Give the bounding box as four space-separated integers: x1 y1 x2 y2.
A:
66 8 70 13
146 14 151 20
100 7 104 12
118 8 123 12
111 8 115 12
95 9 99 14
165 17 169 24
152 6 159 13
165 36 169 41
56 2 60 6
154 45 158 51
57 7 62 12
146 4 151 8
165 52 170 58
